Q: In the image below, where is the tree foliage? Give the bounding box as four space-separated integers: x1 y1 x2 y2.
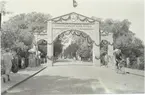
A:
61 33 93 60
98 17 144 69
0 1 12 15
63 43 79 58
1 12 51 57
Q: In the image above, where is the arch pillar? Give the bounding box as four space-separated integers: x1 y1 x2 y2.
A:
107 33 114 67
93 44 100 66
108 44 114 66
101 33 114 67
47 20 53 66
92 22 100 66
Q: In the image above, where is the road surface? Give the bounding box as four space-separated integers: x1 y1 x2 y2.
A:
3 61 144 94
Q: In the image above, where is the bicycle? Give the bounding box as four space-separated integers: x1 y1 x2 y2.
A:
115 59 126 74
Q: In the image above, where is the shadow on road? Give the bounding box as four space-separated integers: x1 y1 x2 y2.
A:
52 60 93 66
54 60 72 63
53 64 93 66
5 75 106 95
4 73 144 95
126 72 145 77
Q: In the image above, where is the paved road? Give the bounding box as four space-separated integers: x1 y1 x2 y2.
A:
4 61 144 94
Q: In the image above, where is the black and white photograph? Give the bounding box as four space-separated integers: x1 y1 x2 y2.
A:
0 0 144 94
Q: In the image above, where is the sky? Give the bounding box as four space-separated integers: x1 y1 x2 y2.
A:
1 0 144 42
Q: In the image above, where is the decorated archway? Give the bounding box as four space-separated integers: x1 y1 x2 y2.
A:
34 12 114 66
47 12 100 66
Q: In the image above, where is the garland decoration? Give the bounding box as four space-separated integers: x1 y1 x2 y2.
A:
95 56 100 60
47 42 53 45
94 42 100 47
108 42 114 46
87 37 93 44
52 13 95 23
61 15 71 21
45 30 104 48
100 40 113 46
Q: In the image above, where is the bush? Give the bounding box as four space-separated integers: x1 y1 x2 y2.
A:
138 63 144 70
139 56 144 64
131 62 138 69
138 56 144 70
127 56 144 70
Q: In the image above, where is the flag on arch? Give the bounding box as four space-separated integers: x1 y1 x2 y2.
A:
73 0 78 8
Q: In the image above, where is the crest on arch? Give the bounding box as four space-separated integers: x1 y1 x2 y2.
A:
49 12 99 23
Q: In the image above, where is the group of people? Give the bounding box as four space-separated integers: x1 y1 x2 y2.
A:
1 48 47 83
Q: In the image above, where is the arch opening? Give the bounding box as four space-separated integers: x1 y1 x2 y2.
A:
53 30 94 63
37 39 47 62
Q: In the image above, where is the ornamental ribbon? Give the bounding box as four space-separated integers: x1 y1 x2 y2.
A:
95 56 100 60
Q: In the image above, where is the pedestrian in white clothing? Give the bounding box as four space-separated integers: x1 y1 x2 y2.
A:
2 48 13 83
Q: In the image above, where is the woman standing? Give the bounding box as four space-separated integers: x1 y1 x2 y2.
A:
2 48 13 82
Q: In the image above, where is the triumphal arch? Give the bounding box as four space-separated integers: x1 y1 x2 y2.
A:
34 12 114 66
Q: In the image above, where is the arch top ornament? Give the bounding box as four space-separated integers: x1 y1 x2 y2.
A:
48 12 99 24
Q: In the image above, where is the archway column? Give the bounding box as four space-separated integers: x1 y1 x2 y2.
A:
107 33 114 67
93 22 100 66
93 44 100 66
100 33 114 67
47 20 53 66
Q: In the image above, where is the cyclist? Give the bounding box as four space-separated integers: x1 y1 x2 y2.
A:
113 49 122 70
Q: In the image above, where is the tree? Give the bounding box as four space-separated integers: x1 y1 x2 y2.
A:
1 12 51 58
63 43 79 58
0 1 12 15
77 41 92 59
99 17 144 69
131 37 144 57
1 29 16 48
0 1 12 28
2 12 51 47
19 31 34 46
2 12 51 33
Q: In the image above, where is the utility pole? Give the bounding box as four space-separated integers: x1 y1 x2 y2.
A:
0 13 1 29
